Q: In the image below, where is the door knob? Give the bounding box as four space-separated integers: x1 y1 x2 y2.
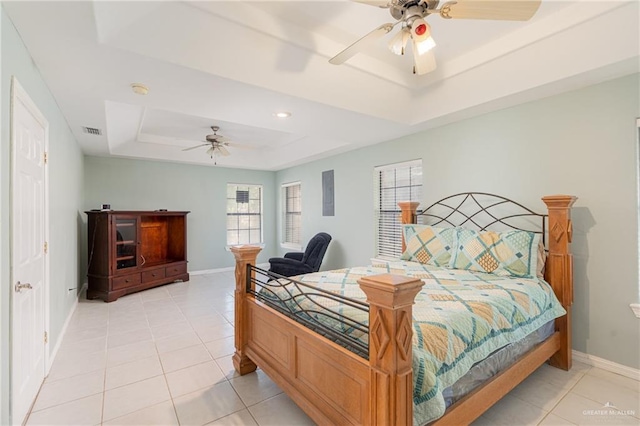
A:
15 281 33 292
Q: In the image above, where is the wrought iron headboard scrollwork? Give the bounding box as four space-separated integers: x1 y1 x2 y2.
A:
416 192 548 245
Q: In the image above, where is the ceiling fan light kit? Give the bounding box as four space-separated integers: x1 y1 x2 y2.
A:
331 0 541 75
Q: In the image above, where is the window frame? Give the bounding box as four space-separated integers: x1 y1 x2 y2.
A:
281 181 302 251
226 183 264 248
373 159 423 259
633 118 640 318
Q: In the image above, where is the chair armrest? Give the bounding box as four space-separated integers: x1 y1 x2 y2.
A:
268 257 304 267
268 257 314 276
284 252 304 261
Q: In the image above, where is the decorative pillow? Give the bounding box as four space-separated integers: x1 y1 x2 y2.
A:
400 225 456 267
450 228 540 278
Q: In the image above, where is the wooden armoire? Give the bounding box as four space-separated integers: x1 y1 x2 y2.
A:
86 210 189 302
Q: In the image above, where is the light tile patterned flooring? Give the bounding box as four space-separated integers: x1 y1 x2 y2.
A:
27 271 639 425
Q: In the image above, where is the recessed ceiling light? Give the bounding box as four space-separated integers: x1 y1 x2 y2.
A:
131 83 149 95
274 111 291 119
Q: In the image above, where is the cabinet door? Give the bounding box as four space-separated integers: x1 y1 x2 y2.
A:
114 215 139 270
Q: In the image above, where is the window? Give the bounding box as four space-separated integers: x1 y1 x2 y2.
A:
227 184 263 246
374 160 422 258
282 182 302 247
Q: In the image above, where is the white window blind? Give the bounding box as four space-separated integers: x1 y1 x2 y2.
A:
374 160 422 258
227 184 263 246
282 182 302 246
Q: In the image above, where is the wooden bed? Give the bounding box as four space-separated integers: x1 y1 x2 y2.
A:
230 193 576 425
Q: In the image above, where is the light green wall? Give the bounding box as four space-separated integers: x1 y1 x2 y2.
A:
276 74 640 369
1 8 85 424
83 156 277 270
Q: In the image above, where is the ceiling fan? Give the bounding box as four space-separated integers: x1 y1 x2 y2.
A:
181 126 238 162
329 0 542 75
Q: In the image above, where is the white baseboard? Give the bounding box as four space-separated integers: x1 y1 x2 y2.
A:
46 282 86 373
190 266 234 275
190 263 270 275
573 350 640 381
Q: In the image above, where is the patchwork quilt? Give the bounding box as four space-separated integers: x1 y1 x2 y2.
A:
260 260 566 425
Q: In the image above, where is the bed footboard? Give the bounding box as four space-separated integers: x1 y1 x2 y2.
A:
230 246 424 425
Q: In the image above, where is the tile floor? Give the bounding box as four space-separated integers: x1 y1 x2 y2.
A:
26 271 639 425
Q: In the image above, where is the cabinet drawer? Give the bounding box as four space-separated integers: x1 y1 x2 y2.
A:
142 268 166 283
113 274 141 290
166 263 187 277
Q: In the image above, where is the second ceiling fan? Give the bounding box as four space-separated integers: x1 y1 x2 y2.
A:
182 126 232 159
329 0 542 75
181 126 254 164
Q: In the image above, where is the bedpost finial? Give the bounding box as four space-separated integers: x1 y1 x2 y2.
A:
230 245 262 262
542 195 577 209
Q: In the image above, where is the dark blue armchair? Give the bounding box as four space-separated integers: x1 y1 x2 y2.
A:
268 232 332 277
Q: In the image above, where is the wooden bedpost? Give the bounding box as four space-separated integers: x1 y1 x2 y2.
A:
359 274 424 425
230 245 262 375
398 201 420 252
542 195 577 371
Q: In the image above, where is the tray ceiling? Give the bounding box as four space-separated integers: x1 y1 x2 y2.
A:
4 1 638 170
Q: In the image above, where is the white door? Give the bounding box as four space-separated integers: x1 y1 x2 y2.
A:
11 77 48 425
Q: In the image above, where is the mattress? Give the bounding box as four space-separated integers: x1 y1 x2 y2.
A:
442 319 555 407
258 260 565 425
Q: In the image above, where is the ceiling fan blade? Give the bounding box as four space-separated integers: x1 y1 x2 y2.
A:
412 42 437 75
440 0 541 21
329 22 397 65
181 143 209 152
217 145 231 156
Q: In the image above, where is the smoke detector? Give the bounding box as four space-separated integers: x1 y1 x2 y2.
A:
131 83 149 95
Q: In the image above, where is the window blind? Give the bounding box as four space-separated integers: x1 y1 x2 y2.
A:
283 182 301 245
374 160 422 258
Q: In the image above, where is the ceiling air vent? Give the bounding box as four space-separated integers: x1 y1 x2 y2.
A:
82 126 102 136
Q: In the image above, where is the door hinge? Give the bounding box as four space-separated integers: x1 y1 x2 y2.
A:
44 241 48 254
44 152 48 164
44 331 48 344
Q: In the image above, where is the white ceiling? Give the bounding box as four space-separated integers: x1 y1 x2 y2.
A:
4 0 639 170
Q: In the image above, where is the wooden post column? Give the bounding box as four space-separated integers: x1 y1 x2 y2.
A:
398 201 420 252
230 245 262 375
542 195 577 371
359 274 424 425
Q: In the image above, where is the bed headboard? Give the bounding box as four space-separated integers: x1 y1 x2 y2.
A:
405 192 548 244
398 192 577 370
